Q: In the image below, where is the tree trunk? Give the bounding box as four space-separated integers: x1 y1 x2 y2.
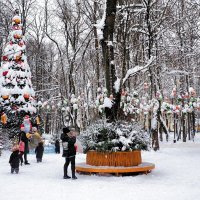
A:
93 1 101 87
69 62 76 95
100 0 117 121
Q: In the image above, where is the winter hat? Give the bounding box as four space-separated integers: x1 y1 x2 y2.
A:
63 127 70 134
20 124 25 129
39 140 44 145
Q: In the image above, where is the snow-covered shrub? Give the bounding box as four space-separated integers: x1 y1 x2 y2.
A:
79 120 150 153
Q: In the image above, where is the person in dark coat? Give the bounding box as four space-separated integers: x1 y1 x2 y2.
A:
35 141 44 162
9 145 20 174
20 126 30 165
55 139 60 154
61 127 77 180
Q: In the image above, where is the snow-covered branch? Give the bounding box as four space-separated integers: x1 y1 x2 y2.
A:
122 56 155 85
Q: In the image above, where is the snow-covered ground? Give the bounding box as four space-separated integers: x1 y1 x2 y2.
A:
1 134 200 200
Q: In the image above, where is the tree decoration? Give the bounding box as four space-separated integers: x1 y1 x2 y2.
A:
2 95 9 100
143 82 149 90
171 87 176 98
2 71 8 76
156 91 162 100
23 93 30 100
36 116 40 125
12 16 21 24
1 113 7 124
189 87 196 97
2 56 8 61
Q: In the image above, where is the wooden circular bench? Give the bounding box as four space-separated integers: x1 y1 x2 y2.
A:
86 150 142 166
76 162 155 176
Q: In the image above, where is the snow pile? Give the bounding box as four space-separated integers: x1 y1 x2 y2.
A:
1 134 200 200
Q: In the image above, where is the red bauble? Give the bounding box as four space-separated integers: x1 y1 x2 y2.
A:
2 56 8 61
3 71 8 76
23 94 30 99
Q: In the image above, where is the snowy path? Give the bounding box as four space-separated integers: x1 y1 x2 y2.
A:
1 140 200 200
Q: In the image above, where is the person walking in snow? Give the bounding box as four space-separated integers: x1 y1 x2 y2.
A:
18 139 25 166
31 127 42 148
61 127 77 180
55 139 60 154
9 145 20 174
20 126 30 165
35 141 44 162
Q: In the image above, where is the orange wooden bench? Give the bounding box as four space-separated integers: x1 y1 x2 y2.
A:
76 162 155 176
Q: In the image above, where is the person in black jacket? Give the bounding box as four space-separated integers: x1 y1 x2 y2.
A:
20 127 30 165
61 127 77 180
35 141 44 162
9 145 20 174
55 139 60 154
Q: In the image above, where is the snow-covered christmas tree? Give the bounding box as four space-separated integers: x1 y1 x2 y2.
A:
80 120 150 153
0 9 40 138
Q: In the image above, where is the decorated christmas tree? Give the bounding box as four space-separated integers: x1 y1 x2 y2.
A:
0 9 41 138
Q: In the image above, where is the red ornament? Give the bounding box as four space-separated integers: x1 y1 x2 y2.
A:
2 56 8 61
23 94 30 99
2 71 8 76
